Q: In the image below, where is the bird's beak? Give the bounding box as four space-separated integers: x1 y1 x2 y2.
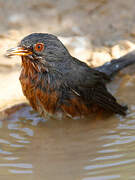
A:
6 47 32 57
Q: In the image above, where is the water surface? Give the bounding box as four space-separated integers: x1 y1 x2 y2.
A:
0 74 135 180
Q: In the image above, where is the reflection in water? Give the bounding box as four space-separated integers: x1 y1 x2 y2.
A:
0 75 135 179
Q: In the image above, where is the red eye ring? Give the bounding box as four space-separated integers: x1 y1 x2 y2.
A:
34 43 44 52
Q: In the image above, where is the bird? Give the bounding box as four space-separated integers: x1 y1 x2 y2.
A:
6 33 135 119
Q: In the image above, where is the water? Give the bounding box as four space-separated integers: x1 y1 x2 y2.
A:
0 75 135 180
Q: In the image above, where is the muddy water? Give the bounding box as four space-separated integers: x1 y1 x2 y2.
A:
0 75 135 180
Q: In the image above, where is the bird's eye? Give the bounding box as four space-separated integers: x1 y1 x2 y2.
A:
34 43 44 52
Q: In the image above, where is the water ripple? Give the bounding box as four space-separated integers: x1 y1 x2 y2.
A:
0 163 32 168
9 169 33 174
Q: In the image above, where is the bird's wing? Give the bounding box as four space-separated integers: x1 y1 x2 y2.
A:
64 61 126 115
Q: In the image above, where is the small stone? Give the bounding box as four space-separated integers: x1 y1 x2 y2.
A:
71 48 92 62
59 36 92 61
59 36 91 49
130 32 135 37
111 45 121 58
130 27 135 37
111 40 135 59
8 14 25 27
90 50 111 67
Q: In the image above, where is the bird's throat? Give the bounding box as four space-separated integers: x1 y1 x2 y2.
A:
21 56 47 75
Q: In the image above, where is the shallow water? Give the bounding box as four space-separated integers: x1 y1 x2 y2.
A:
1 75 135 180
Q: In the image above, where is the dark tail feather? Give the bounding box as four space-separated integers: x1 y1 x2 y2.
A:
95 50 135 78
92 86 128 115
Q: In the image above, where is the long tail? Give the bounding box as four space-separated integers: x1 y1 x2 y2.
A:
95 50 135 78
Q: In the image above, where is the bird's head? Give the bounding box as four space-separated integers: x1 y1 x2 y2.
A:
7 33 70 68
